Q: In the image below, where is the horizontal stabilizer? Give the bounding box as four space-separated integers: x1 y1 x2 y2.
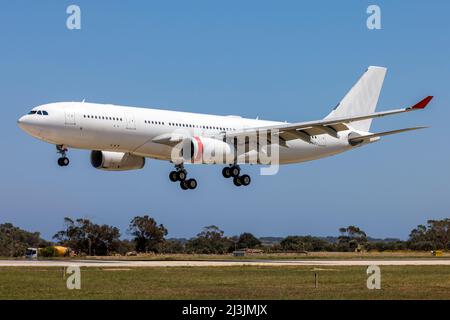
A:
348 126 428 144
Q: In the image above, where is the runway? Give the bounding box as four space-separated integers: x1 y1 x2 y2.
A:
1 259 450 267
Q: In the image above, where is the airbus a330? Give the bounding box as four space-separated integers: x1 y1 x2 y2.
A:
18 66 433 190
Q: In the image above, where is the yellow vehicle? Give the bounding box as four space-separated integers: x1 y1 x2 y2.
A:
53 246 70 256
25 246 70 259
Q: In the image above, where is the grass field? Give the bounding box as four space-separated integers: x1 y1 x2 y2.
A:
82 251 450 261
2 251 449 262
1 265 449 299
1 251 442 262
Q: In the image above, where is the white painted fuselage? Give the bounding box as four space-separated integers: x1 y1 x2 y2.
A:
17 102 354 165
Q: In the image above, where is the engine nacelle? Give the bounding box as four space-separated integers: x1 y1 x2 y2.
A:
179 137 235 164
90 151 145 171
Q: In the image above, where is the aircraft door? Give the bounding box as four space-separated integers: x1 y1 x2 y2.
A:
65 110 76 125
125 112 136 130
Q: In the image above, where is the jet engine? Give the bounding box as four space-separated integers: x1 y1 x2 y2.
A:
180 137 235 164
90 151 145 171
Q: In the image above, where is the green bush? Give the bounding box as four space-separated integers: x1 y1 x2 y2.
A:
39 246 58 257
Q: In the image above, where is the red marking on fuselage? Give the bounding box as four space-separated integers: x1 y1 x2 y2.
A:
194 136 203 163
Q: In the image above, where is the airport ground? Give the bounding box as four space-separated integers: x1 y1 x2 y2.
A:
1 251 450 299
2 251 448 261
78 251 450 261
0 265 450 299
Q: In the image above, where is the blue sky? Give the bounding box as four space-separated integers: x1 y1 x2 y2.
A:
0 1 449 240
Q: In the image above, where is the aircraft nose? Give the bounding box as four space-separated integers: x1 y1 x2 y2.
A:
17 115 26 128
17 115 39 135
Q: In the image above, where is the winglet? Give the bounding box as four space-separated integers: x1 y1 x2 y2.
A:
410 96 433 110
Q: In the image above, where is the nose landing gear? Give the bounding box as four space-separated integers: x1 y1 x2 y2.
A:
56 145 70 167
222 165 251 187
169 164 197 190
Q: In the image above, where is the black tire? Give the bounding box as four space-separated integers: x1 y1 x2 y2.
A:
62 157 70 166
233 176 242 187
231 166 240 177
180 180 189 190
177 171 187 181
57 158 64 167
169 171 178 182
187 179 197 190
222 167 231 178
240 174 251 186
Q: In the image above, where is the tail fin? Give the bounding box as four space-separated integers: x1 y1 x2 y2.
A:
325 66 387 132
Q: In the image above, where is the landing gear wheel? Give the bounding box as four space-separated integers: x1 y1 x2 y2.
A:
56 145 69 167
187 179 197 190
233 176 242 187
230 166 240 177
222 167 232 178
180 180 189 190
177 170 187 181
169 171 178 182
240 174 251 186
58 157 69 167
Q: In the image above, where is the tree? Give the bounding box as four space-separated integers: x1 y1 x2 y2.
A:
237 233 261 249
408 219 450 250
128 215 168 253
161 239 185 253
280 236 332 252
337 226 368 252
53 217 121 256
0 223 50 257
186 225 234 254
116 239 136 255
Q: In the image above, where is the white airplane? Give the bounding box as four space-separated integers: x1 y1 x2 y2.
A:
18 66 432 190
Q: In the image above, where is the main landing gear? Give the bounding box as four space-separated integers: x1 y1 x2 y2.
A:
169 164 197 190
222 165 251 187
56 145 70 167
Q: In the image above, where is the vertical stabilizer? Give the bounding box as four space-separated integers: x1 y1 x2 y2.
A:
325 66 387 132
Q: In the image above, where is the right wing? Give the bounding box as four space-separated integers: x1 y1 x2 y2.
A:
212 96 433 145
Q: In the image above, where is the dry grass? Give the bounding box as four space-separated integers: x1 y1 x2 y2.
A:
76 251 450 261
1 265 449 300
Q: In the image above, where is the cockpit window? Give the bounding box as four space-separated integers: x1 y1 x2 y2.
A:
29 110 49 115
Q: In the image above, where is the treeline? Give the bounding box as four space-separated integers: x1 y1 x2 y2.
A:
0 223 51 257
1 217 449 257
